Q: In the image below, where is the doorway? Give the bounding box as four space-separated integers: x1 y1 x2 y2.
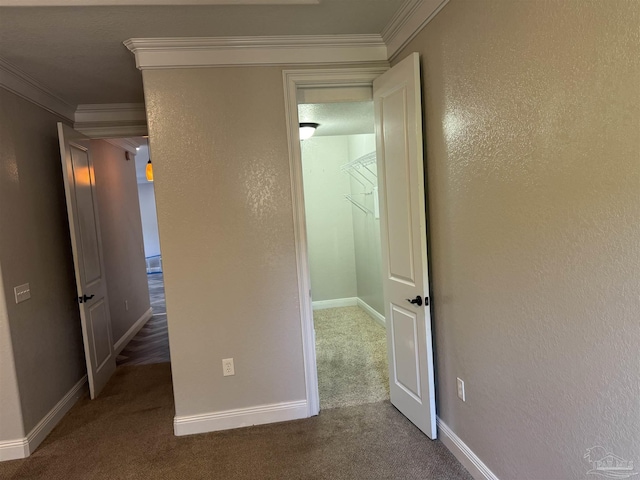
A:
284 58 437 439
299 102 388 410
116 140 170 366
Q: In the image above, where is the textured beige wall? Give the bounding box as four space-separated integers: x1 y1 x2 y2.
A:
92 140 150 343
302 135 357 302
394 1 640 478
0 264 24 441
0 89 85 433
142 67 306 416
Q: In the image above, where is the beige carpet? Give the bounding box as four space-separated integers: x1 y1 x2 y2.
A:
0 363 473 480
314 306 390 409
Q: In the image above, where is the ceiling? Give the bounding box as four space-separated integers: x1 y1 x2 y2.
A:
298 102 374 137
0 0 404 105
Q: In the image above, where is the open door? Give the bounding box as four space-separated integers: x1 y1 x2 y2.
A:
374 53 437 438
58 123 116 399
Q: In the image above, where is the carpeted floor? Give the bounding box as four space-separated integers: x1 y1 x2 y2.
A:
0 363 472 480
314 306 390 409
117 273 171 366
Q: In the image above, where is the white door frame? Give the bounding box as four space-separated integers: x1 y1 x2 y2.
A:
282 66 389 416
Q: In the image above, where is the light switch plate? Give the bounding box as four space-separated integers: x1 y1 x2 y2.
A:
457 377 466 402
14 283 31 304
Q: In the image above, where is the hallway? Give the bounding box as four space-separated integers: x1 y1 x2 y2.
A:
0 363 472 480
116 273 170 366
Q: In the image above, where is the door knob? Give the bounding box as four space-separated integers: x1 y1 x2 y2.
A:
78 294 95 303
406 295 423 307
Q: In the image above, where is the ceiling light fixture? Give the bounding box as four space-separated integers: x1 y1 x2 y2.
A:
146 159 154 182
299 122 319 140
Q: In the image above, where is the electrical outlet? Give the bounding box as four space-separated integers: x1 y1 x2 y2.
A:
222 358 235 377
457 377 466 402
125 300 129 311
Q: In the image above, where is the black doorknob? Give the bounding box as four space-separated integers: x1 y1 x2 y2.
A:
406 295 423 307
78 294 95 303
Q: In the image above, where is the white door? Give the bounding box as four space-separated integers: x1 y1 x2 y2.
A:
374 53 437 438
58 123 116 399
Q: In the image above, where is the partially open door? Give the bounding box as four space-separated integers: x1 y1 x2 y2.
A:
374 53 437 438
58 123 116 399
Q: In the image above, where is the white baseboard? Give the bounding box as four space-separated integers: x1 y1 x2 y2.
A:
27 375 88 455
357 298 385 328
0 375 87 462
0 438 29 462
113 307 153 355
174 400 308 437
312 297 357 310
437 417 499 480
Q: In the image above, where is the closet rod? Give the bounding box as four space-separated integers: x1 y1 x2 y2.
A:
344 194 372 214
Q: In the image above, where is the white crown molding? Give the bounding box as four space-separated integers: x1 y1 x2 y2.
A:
103 137 141 154
382 0 450 61
0 58 75 121
124 35 388 70
75 103 147 124
0 59 149 137
74 124 149 138
0 0 317 4
74 102 148 139
437 417 500 480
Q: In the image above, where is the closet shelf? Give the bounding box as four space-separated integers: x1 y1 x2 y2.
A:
341 151 377 170
341 151 377 187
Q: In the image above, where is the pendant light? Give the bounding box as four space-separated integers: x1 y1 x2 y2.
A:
146 159 154 182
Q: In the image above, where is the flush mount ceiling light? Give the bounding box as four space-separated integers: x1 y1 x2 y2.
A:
299 123 319 140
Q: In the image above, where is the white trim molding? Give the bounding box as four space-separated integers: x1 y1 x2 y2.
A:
0 438 29 462
74 103 146 125
0 58 75 121
74 103 148 138
113 307 153 355
103 137 142 154
26 375 88 455
382 0 450 61
124 35 388 70
74 124 148 138
174 400 308 436
282 66 387 419
0 375 87 461
437 417 500 480
357 298 385 328
312 297 357 310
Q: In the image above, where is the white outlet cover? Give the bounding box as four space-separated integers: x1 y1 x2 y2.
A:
222 358 235 376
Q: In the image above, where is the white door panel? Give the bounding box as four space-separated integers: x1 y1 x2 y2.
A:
390 304 421 400
68 144 102 284
58 123 116 399
374 53 436 438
